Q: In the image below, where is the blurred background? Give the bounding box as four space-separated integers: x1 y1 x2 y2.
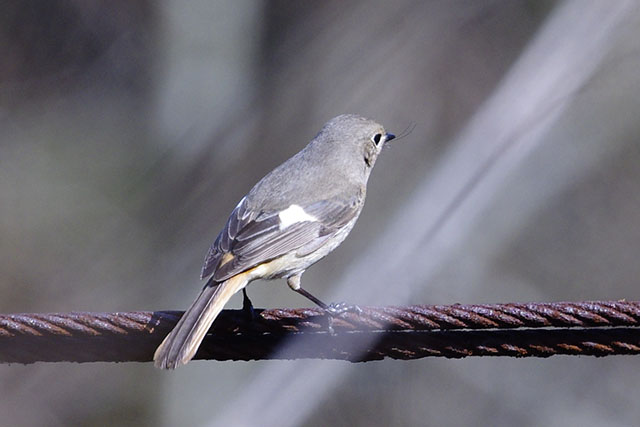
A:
2 0 640 425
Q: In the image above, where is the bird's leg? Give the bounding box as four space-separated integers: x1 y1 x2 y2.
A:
242 288 256 321
287 275 362 334
287 274 329 309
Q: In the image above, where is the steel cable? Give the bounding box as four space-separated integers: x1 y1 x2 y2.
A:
1 300 639 363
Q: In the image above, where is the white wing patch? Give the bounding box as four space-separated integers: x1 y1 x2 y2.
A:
278 204 318 230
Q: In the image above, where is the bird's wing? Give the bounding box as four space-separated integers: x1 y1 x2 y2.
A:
200 193 362 281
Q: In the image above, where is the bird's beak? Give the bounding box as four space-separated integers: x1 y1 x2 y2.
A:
385 133 396 143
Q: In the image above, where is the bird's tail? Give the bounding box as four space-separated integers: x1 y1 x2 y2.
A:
153 273 249 369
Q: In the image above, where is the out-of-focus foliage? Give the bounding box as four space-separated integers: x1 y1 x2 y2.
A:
1 1 640 426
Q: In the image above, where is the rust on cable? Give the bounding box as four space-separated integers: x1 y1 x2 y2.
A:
0 300 639 364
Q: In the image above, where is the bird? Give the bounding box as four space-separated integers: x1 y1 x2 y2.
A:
154 114 395 369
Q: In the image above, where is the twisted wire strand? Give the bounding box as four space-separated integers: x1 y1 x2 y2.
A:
1 300 639 363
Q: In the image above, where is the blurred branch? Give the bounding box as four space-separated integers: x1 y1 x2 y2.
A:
1 301 639 364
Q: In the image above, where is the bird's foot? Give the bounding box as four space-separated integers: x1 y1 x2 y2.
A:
325 302 362 335
325 302 363 316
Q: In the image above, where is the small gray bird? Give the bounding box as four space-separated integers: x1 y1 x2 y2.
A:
154 114 395 369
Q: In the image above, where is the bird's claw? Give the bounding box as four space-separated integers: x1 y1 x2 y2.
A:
325 302 362 316
324 302 362 335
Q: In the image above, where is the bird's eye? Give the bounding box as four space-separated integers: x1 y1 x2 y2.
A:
371 133 382 145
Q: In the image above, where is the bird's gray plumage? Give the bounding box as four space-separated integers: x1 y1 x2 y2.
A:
156 114 394 369
201 114 389 280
